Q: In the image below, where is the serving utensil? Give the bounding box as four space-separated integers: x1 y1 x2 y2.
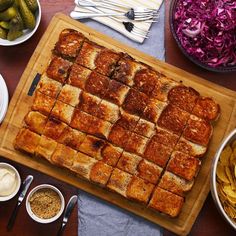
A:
71 11 150 38
71 10 158 21
57 195 78 236
76 0 158 21
77 0 157 14
7 175 33 231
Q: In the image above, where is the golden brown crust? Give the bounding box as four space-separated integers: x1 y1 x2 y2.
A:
14 128 40 154
51 143 77 168
115 110 139 131
46 56 72 83
79 135 106 160
36 74 62 98
107 168 132 197
168 86 199 113
70 152 97 179
192 97 220 121
134 118 155 138
127 176 154 204
158 104 190 135
90 161 113 186
101 143 123 166
151 75 180 102
70 109 111 139
125 132 148 155
183 115 213 146
35 135 57 162
123 89 149 117
78 92 101 115
54 29 85 58
76 41 103 70
103 80 129 106
57 126 86 150
95 49 121 76
85 71 110 98
96 100 120 123
68 63 91 90
51 100 74 124
43 117 67 140
137 159 163 184
24 111 48 134
149 187 184 217
144 139 172 167
133 68 159 96
108 124 131 148
57 84 81 107
31 91 55 116
112 56 145 86
175 137 207 158
151 127 179 149
117 152 142 174
167 151 201 181
158 171 194 196
143 99 167 123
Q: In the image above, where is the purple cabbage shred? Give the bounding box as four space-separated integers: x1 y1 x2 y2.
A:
174 0 236 68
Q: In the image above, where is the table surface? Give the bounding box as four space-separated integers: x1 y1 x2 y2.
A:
0 1 235 235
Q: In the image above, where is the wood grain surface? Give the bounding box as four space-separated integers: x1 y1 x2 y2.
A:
1 13 236 235
165 0 236 235
0 1 78 236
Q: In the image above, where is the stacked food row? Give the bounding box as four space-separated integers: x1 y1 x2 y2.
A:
14 29 220 217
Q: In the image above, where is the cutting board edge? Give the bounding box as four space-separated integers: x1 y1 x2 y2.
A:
0 12 236 236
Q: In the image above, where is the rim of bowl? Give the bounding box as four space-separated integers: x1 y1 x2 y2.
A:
0 74 9 123
0 162 21 201
0 0 41 46
210 128 236 230
169 0 236 73
26 184 65 224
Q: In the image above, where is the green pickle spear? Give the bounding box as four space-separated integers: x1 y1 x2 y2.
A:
0 26 7 39
18 0 35 30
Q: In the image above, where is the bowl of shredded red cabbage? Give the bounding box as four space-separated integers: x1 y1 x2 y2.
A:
170 0 236 72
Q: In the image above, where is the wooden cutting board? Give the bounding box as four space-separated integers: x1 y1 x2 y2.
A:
0 13 236 236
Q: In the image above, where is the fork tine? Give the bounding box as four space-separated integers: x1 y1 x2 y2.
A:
131 31 149 39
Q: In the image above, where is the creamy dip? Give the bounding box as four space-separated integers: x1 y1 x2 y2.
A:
0 168 17 196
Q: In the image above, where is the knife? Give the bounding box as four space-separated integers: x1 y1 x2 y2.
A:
7 175 34 231
57 195 78 236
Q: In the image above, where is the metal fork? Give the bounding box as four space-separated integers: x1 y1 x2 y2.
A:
76 0 158 21
78 0 158 14
70 10 150 38
71 10 158 22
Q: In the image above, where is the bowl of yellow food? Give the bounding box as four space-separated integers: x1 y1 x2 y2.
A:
0 162 21 201
26 184 65 224
0 0 41 46
211 129 236 230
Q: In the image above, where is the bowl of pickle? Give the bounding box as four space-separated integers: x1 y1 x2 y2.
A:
0 0 41 46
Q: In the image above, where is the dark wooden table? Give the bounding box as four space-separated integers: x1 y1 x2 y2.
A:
0 1 236 235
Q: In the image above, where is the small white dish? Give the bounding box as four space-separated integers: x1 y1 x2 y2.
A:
0 162 21 201
0 0 41 46
26 184 65 224
0 74 9 123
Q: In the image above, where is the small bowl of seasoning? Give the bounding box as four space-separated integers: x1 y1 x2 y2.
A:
26 184 65 223
0 162 21 201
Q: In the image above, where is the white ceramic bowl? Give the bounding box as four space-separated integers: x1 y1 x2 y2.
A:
0 0 41 46
0 162 21 201
211 129 236 230
26 184 65 224
0 74 9 123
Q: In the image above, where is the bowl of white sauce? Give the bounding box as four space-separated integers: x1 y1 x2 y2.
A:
0 162 21 201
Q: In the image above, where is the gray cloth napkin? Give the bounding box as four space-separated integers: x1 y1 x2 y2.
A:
77 4 165 236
